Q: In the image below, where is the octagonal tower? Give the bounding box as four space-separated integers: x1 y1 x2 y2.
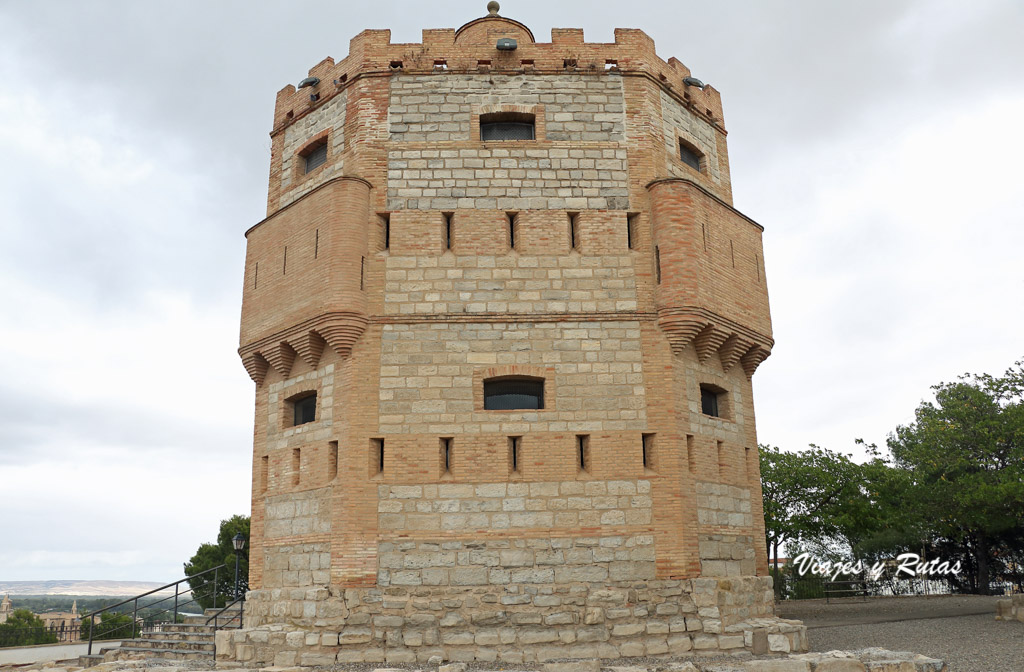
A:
233 6 804 665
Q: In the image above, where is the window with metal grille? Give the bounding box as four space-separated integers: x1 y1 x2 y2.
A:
290 393 317 426
679 139 702 171
303 142 328 173
484 377 544 410
480 112 535 141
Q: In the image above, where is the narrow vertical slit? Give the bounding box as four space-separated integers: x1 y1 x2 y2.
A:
254 262 259 289
509 436 521 474
730 240 735 268
655 246 662 284
443 212 453 250
627 212 639 250
687 435 696 474
260 455 268 493
568 212 579 250
440 437 452 475
371 438 384 475
743 446 751 482
381 213 390 251
642 433 655 471
506 211 518 250
576 434 590 473
717 440 725 478
292 448 301 486
328 441 338 481
314 229 319 259
755 254 761 282
283 246 288 274
360 256 365 290
702 220 708 251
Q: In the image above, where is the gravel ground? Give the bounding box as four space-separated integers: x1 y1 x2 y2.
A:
779 595 1024 672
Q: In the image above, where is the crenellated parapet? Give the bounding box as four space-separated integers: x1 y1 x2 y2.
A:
269 16 724 142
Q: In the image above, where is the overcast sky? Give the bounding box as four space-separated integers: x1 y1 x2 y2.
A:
0 0 1021 583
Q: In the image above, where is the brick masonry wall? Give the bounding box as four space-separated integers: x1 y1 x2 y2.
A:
388 74 625 143
280 91 348 209
376 481 653 537
659 90 722 187
383 253 637 315
386 146 629 211
378 320 645 435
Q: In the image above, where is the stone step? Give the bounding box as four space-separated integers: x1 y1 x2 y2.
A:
143 623 215 635
125 637 215 652
77 654 105 668
139 629 214 642
114 647 214 660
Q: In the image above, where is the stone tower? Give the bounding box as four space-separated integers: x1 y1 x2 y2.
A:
232 5 805 665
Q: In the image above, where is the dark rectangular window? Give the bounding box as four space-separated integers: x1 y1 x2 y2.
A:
679 140 701 171
480 112 535 140
484 377 544 410
443 212 453 250
568 212 579 250
655 246 662 283
292 393 317 426
700 385 720 417
700 384 727 418
304 143 328 173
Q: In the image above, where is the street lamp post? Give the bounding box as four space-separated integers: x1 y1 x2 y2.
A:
232 533 247 600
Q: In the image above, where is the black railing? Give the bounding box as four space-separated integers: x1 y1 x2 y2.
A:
0 623 78 648
206 594 246 657
85 564 226 655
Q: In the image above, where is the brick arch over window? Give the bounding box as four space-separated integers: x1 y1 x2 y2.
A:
473 364 556 412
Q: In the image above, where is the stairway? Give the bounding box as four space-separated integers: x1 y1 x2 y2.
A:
79 606 242 667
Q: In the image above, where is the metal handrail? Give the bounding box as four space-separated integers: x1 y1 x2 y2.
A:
206 595 245 659
86 564 227 656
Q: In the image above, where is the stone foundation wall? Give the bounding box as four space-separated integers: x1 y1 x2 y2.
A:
232 576 804 666
996 594 1024 622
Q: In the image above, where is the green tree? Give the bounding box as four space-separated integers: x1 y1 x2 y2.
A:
184 514 250 610
79 611 137 641
759 444 864 574
0 609 58 647
887 361 1024 593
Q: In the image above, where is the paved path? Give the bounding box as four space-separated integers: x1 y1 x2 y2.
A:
779 595 1024 672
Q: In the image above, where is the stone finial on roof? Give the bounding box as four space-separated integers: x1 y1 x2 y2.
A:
487 1 500 16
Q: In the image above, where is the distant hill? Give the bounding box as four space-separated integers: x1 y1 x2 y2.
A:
0 580 178 596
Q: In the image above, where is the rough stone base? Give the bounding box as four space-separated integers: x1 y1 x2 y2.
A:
7 647 948 672
995 594 1024 622
225 576 806 665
